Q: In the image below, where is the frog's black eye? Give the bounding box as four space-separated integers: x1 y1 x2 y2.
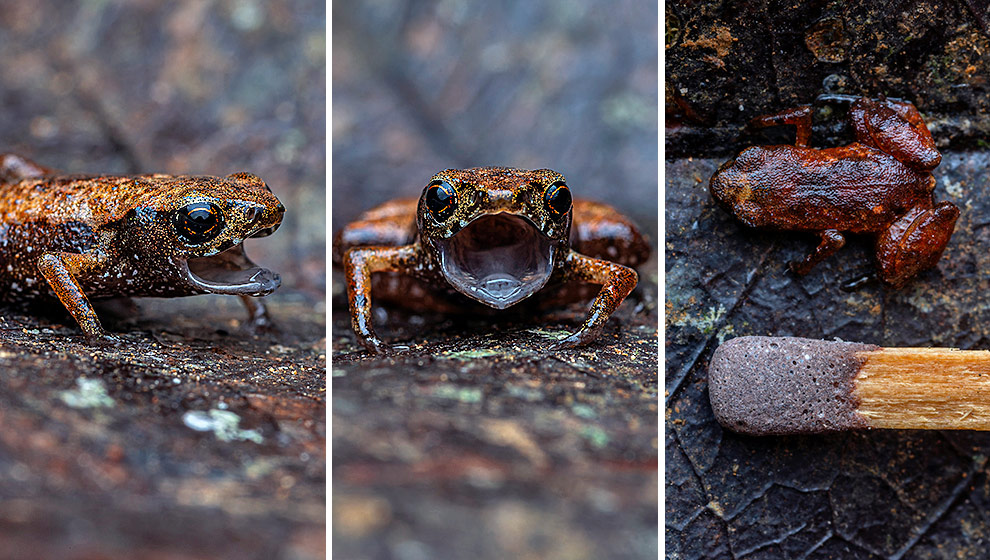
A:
174 202 223 244
544 181 572 220
425 180 457 222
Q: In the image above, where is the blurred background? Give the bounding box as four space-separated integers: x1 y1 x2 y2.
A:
0 1 324 558
333 1 658 559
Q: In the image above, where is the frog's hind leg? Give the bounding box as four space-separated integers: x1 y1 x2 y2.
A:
343 244 418 353
570 200 651 268
749 104 814 147
332 199 418 265
848 98 941 172
0 153 56 184
875 202 959 288
551 251 638 350
790 230 846 276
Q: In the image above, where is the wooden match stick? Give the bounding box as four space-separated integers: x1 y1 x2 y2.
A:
707 336 990 435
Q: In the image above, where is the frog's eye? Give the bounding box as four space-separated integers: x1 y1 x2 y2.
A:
175 202 224 244
425 180 457 222
544 181 572 220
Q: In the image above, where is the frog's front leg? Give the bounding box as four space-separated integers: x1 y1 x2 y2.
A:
342 244 418 353
875 202 959 287
552 251 638 350
749 104 814 147
790 230 845 275
238 294 274 331
36 251 107 337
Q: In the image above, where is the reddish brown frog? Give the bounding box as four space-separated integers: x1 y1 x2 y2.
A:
0 153 284 337
333 167 650 353
709 96 959 287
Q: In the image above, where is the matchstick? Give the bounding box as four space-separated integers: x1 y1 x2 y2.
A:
707 336 990 435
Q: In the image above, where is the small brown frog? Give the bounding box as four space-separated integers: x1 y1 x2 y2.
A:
0 153 284 337
333 167 650 353
709 96 959 287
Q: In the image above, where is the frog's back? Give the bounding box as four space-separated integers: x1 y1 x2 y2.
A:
711 144 934 232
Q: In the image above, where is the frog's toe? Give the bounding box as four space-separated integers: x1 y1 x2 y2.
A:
549 337 580 351
87 332 127 347
550 328 600 350
356 335 394 355
242 315 278 336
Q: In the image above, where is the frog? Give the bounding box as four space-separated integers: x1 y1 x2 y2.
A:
709 95 960 288
0 152 285 337
333 167 650 353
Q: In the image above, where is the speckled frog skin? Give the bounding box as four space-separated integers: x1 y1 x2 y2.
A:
0 153 284 337
333 167 650 353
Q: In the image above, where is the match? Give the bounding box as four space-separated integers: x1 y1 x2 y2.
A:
707 336 990 435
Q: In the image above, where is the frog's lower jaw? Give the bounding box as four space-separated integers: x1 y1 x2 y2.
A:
436 213 556 309
179 244 281 297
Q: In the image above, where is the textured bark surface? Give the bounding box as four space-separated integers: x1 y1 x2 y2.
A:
0 2 325 557
666 0 990 157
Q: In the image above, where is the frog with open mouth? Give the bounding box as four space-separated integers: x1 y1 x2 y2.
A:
0 153 284 337
333 167 650 353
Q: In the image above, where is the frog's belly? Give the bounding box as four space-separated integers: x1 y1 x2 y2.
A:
713 144 935 233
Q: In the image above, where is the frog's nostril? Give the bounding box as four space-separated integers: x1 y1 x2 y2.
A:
245 207 263 223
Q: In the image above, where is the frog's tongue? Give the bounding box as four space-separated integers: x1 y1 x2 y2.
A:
181 244 281 296
436 213 555 309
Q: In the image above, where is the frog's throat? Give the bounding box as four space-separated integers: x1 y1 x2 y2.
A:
435 213 557 309
178 244 281 297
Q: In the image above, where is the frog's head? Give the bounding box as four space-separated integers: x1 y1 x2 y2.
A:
125 172 285 297
416 167 572 309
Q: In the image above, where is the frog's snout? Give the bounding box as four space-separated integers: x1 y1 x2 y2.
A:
246 202 284 238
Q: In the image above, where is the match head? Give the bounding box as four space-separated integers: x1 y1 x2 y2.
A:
708 336 878 435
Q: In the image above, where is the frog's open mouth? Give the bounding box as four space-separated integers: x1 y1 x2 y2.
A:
436 213 556 309
180 244 281 296
250 224 279 238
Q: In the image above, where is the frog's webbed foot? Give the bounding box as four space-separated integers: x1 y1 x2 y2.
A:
876 202 960 288
342 244 417 354
552 252 638 350
790 230 845 276
749 104 814 147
